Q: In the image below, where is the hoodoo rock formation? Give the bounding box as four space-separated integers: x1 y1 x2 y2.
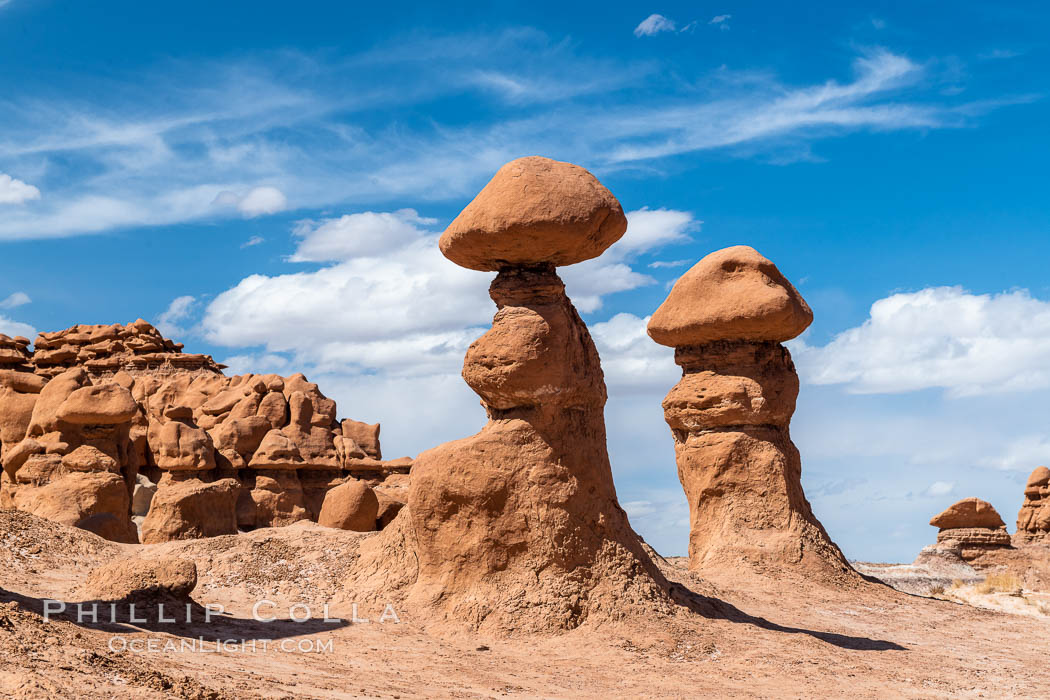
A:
647 245 852 578
0 321 407 544
1016 466 1050 545
404 156 679 632
927 497 1010 561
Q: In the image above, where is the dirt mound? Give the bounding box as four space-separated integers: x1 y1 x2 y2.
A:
0 508 117 575
0 601 233 699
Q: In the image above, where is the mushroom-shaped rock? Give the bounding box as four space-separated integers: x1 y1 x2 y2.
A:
646 245 851 580
929 497 1011 559
341 419 381 460
648 245 813 347
318 479 379 532
27 368 90 435
82 557 197 601
396 156 678 633
1024 466 1050 495
0 369 46 394
930 498 1006 530
439 156 627 271
57 382 138 424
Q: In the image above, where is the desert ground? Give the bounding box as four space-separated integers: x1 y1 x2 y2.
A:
4 508 1050 699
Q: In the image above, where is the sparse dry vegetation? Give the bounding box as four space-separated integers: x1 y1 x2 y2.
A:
976 573 1022 595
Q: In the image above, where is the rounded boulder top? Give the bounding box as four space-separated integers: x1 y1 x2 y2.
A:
647 245 813 347
1026 466 1050 488
929 497 1005 530
439 156 628 271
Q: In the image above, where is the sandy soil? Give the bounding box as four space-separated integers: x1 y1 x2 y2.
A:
3 510 1050 699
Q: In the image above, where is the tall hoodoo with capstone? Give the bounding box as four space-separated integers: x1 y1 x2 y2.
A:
647 245 852 577
407 156 675 632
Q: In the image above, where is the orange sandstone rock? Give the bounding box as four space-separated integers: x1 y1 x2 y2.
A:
439 156 627 272
929 498 1011 560
648 245 813 347
1015 467 1050 544
930 497 1006 530
317 479 379 532
401 158 675 633
140 475 239 544
648 247 852 580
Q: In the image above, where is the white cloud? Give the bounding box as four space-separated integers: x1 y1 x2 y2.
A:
0 43 1000 240
634 14 676 37
155 295 197 338
214 186 288 218
648 259 690 269
979 49 1022 61
590 313 678 393
203 216 492 377
0 173 40 205
0 291 31 309
792 286 1050 397
620 208 699 253
220 352 293 375
924 480 956 497
290 209 435 262
556 207 697 312
709 14 731 31
241 235 265 248
622 491 691 554
212 204 693 367
0 316 34 339
978 435 1050 471
560 262 653 313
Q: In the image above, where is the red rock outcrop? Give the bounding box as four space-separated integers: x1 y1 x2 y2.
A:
0 321 412 544
929 497 1011 560
648 246 853 579
403 156 678 633
1015 467 1050 545
318 478 379 532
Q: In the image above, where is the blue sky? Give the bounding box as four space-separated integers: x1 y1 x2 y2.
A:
1 1 1048 562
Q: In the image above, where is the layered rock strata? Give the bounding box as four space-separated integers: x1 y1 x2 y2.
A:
926 497 1011 562
0 321 408 542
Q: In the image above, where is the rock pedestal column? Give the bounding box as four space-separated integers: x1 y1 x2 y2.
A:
648 246 852 577
406 157 675 632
